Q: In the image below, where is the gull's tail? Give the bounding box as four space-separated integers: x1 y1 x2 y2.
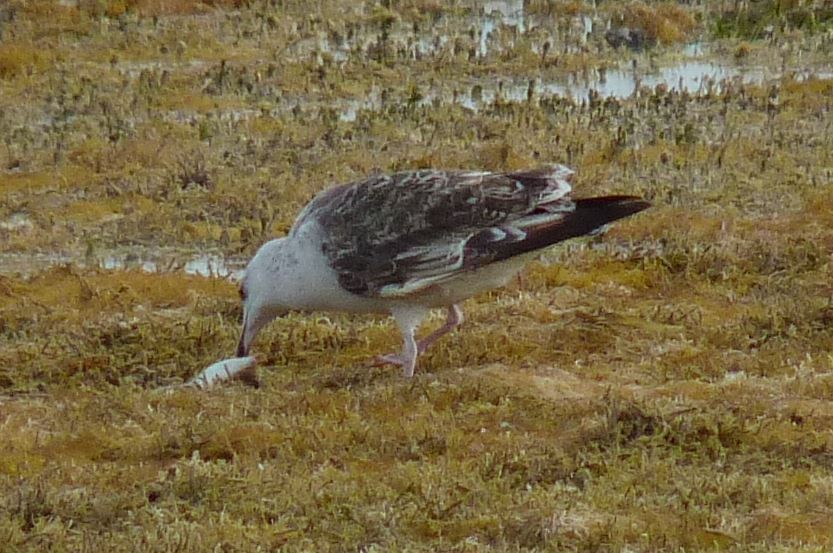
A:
465 195 651 266
549 195 651 242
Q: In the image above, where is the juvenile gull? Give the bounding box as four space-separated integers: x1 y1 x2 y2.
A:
236 166 649 377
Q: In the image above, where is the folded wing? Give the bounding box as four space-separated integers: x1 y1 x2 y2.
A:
300 166 646 298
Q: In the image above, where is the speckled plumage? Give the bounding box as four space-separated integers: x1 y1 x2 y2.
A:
296 166 576 297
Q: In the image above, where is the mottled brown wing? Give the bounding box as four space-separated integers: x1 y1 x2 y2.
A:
297 166 575 298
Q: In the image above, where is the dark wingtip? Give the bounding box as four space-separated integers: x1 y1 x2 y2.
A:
475 195 651 265
555 195 650 240
616 197 651 218
573 195 650 227
576 195 650 213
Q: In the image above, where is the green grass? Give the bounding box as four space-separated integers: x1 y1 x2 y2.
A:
1 0 833 550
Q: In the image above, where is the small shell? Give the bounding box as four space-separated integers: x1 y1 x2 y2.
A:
185 356 257 389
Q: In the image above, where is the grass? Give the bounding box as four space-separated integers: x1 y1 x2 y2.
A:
609 2 699 45
712 0 833 39
1 0 833 551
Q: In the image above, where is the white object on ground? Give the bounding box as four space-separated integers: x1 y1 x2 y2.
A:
185 356 257 388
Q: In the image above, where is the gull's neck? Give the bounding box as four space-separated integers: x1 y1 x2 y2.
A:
262 224 355 312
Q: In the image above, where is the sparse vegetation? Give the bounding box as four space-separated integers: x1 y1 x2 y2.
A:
608 1 699 46
712 0 833 39
1 0 832 551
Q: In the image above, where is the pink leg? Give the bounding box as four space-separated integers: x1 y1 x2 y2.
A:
415 304 464 354
373 305 463 377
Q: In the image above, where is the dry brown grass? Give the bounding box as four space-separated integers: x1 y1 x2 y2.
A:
0 43 48 80
1 0 832 550
608 1 700 45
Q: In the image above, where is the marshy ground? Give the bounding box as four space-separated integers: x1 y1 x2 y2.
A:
1 0 833 550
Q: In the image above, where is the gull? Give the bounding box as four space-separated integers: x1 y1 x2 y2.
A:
235 166 649 377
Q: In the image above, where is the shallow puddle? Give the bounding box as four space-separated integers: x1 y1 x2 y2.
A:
100 252 245 279
288 0 530 63
479 0 526 56
337 51 824 121
0 251 245 280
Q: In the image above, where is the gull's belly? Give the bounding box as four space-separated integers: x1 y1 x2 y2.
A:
294 246 532 312
412 254 534 307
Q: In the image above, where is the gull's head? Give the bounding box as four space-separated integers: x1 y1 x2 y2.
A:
236 238 291 357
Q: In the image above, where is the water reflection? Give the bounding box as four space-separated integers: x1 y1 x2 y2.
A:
337 53 790 122
99 253 245 279
480 0 525 56
0 250 246 280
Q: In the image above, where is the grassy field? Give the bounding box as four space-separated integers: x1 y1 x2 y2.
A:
1 0 833 550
